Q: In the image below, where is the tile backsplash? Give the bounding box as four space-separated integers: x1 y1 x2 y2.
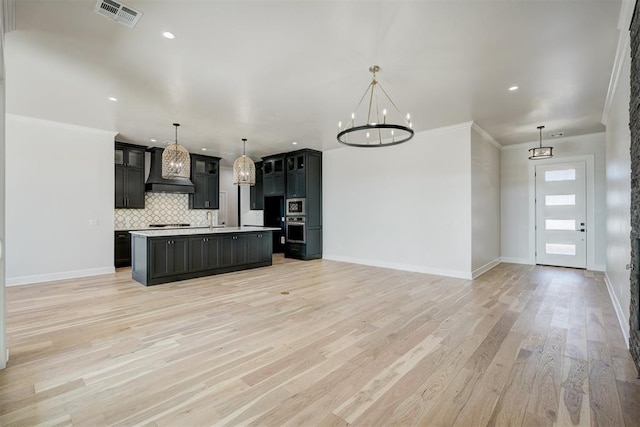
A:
115 193 217 229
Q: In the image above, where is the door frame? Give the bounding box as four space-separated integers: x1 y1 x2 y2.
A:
528 154 596 269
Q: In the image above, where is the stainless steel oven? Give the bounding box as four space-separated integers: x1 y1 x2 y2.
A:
285 216 306 243
285 198 306 216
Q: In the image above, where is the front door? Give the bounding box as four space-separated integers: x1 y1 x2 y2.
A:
535 161 587 268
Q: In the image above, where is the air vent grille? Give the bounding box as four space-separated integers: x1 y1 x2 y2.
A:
94 0 143 29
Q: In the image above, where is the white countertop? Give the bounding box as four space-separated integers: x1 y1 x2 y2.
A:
115 225 218 232
129 226 280 237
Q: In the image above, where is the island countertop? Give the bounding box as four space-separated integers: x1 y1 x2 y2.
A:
129 226 280 238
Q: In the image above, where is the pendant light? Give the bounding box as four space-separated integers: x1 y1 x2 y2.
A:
337 65 414 147
528 125 553 160
233 138 256 186
162 123 191 178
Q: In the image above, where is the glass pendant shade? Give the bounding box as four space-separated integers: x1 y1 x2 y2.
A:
528 146 553 160
162 123 191 178
528 125 554 160
233 139 256 186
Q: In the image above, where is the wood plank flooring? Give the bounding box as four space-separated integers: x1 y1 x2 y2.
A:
1 257 638 426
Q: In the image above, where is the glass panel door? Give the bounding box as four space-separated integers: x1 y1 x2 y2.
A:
535 161 587 268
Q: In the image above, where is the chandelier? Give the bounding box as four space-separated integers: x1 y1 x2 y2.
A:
528 125 553 160
162 123 191 179
233 138 256 186
337 65 414 147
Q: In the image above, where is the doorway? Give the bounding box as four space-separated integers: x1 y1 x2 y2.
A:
535 161 587 268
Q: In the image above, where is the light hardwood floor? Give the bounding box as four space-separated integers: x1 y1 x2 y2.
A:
1 256 639 426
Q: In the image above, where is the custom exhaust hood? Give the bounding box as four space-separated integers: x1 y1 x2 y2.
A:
145 147 194 193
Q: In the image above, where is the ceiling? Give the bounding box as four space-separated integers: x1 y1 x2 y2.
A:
6 0 622 164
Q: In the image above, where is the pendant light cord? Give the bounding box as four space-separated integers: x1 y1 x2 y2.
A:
538 125 545 148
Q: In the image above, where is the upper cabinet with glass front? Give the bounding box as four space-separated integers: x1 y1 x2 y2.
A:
262 155 285 196
115 142 146 209
189 154 221 209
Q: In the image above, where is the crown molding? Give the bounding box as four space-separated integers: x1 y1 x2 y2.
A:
602 0 636 125
471 122 502 149
500 131 606 151
7 113 118 137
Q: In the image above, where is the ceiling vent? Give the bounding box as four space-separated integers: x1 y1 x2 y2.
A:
94 0 143 29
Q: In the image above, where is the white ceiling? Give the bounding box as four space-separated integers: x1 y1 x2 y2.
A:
6 0 621 164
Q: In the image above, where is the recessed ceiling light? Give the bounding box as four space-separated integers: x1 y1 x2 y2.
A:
508 86 519 91
108 97 118 101
162 31 175 39
292 141 297 145
550 132 564 138
202 148 207 151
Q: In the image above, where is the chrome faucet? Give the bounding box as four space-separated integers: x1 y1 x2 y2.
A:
206 211 214 229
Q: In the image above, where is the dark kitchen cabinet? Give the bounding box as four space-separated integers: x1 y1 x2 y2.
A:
262 155 285 196
114 231 131 267
189 235 221 272
247 232 272 263
149 237 189 279
285 149 322 261
115 143 146 208
132 231 274 286
250 161 264 210
189 154 221 209
286 153 306 198
220 234 248 267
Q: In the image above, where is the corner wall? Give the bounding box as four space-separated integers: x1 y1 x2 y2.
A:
6 114 116 285
323 124 473 279
604 42 632 348
471 127 501 277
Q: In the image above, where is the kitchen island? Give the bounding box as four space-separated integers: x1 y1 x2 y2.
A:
130 226 279 286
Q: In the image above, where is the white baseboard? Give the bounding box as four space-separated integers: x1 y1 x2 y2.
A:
472 258 501 279
6 266 116 286
604 272 630 349
500 257 533 265
322 254 472 280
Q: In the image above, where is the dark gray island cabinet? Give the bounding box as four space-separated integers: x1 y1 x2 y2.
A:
130 227 277 286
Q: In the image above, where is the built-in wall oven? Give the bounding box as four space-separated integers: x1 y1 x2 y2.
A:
285 216 306 243
286 198 306 216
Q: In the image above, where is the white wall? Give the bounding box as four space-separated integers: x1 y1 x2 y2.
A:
323 124 473 279
471 127 501 276
604 46 632 341
6 115 116 285
239 185 264 226
501 132 607 269
220 166 238 227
